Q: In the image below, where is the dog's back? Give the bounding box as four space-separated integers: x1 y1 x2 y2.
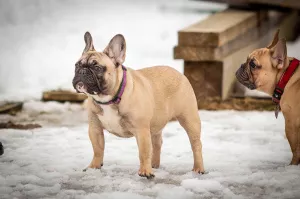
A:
135 66 199 129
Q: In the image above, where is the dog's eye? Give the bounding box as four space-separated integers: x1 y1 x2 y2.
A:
92 60 98 66
249 60 256 69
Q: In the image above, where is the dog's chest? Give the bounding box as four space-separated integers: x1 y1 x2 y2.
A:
97 106 132 138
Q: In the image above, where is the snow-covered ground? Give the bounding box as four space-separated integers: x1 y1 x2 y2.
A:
1 101 300 199
1 1 300 198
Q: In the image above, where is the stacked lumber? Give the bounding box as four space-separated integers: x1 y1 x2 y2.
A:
174 7 298 109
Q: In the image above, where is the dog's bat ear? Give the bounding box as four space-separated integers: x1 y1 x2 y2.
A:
270 38 287 69
267 29 280 49
83 31 95 54
103 34 126 67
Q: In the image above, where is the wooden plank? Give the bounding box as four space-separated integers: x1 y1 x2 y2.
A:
193 0 300 10
178 9 261 47
0 102 23 115
174 11 285 61
42 90 87 103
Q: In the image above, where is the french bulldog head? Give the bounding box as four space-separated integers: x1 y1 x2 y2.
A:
235 29 287 95
72 32 126 96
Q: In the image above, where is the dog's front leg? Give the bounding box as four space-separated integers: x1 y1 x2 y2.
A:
85 111 105 170
135 128 154 179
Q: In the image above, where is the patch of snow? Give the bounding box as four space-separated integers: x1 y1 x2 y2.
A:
0 101 299 199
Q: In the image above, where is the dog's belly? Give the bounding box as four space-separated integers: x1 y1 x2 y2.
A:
97 106 133 138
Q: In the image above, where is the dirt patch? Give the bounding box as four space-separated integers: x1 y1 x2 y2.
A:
198 97 275 111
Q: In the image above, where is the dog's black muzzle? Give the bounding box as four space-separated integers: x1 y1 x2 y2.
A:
235 63 256 90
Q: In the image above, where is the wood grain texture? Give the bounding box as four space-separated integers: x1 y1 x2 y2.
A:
174 11 285 61
184 61 223 98
178 9 260 47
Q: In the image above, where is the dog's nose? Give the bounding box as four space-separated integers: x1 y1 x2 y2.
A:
77 82 84 88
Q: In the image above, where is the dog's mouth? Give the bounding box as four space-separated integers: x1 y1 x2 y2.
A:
73 80 101 95
235 64 256 90
72 68 106 95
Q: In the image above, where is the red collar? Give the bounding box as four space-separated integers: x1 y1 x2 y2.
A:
272 58 300 104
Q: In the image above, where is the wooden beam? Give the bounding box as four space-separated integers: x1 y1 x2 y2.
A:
178 9 262 47
184 61 223 99
42 90 87 103
174 11 284 61
0 102 23 115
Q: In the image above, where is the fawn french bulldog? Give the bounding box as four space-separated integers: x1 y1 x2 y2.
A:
72 32 205 178
236 29 300 165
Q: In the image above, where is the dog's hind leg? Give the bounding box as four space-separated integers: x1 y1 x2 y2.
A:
151 131 162 168
177 110 205 174
285 118 300 165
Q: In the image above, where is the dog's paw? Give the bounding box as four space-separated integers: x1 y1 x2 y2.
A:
151 156 160 169
83 163 103 172
290 155 300 165
152 163 160 169
192 168 208 175
138 168 155 179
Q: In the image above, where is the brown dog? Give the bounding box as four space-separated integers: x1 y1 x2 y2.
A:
72 32 205 178
236 29 300 165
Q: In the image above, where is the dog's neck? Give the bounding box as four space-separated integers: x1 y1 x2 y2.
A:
93 65 125 104
264 57 295 96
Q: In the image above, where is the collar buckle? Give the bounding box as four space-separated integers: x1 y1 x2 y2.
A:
272 87 283 104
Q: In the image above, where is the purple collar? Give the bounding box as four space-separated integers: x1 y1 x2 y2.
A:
93 65 127 105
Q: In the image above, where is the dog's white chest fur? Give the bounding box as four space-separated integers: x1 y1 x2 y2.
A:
97 106 129 137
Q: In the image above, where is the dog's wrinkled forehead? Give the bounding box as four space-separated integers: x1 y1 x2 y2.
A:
77 52 112 67
247 48 269 62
